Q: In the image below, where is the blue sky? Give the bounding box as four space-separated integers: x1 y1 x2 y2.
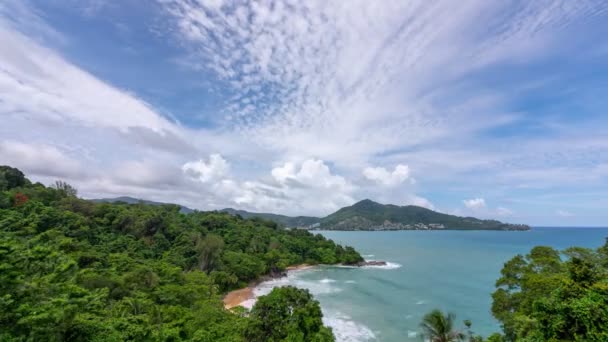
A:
1 0 607 226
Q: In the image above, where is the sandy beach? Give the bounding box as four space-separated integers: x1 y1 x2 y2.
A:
223 286 255 309
223 264 314 309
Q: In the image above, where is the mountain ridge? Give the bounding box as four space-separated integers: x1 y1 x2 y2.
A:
91 197 529 231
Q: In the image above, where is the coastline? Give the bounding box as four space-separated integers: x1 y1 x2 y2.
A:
223 263 314 309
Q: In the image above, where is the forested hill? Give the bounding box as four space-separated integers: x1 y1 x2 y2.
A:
92 196 194 213
319 199 530 231
221 208 320 228
0 166 362 341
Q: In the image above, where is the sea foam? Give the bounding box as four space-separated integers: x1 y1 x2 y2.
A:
246 270 374 341
324 311 376 342
362 261 402 270
320 278 337 283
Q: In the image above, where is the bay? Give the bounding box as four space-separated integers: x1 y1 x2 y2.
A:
250 227 608 341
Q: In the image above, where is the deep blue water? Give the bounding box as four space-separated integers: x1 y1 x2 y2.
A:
252 228 608 341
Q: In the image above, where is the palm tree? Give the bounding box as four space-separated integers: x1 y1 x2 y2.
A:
420 309 466 342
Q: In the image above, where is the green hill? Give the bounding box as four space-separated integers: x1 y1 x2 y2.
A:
92 196 194 213
319 199 530 231
221 208 320 228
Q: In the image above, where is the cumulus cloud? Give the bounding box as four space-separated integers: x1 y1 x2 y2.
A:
363 164 411 186
181 157 354 215
272 159 351 190
463 198 487 210
405 195 435 210
182 154 230 183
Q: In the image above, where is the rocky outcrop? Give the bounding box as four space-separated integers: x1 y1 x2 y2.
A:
356 260 387 267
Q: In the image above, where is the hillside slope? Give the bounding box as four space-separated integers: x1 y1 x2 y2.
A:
221 208 320 228
92 196 194 213
319 199 529 231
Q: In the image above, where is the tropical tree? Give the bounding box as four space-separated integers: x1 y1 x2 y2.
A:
195 233 224 273
420 309 465 342
245 286 334 342
54 180 78 197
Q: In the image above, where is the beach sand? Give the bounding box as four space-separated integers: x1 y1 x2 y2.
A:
286 263 313 271
223 286 254 309
223 264 314 309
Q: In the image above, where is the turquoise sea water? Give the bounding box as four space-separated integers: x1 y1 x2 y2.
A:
248 228 608 341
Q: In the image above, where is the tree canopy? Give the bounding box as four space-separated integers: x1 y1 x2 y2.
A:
490 242 608 341
245 286 334 342
0 166 361 341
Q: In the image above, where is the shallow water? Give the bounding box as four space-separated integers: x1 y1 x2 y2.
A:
249 228 608 341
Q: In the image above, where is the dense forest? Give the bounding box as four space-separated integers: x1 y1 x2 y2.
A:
0 166 362 341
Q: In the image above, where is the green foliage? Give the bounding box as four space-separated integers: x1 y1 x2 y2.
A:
320 199 529 231
222 208 320 228
0 167 360 341
492 242 608 341
419 309 466 342
245 286 334 342
0 165 29 191
54 180 78 197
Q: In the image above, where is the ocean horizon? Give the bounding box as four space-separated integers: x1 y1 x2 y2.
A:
245 227 608 341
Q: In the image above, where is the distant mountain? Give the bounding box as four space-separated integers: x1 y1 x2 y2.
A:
221 208 320 228
90 197 529 231
92 196 194 214
319 199 530 231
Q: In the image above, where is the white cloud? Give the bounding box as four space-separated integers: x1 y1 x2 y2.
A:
405 195 435 210
496 207 514 217
182 154 229 183
161 0 606 168
557 210 574 217
272 159 351 190
363 164 411 186
1 1 607 225
0 140 84 178
0 27 178 134
181 157 354 216
463 198 487 210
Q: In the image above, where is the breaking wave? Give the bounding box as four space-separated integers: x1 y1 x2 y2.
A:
245 270 375 341
324 311 376 342
361 261 402 270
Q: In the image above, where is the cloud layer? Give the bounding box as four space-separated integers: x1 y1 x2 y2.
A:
1 0 607 223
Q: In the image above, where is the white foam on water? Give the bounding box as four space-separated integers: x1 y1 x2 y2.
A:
249 270 341 304
345 280 357 284
324 311 377 342
407 330 418 338
404 314 413 319
362 254 375 258
320 278 337 283
361 261 402 270
415 300 426 305
246 270 375 341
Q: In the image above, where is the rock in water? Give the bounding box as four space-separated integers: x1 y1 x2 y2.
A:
356 260 387 267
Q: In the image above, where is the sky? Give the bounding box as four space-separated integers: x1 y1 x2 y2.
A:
1 0 607 226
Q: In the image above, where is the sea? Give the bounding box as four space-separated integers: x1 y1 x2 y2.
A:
242 227 608 341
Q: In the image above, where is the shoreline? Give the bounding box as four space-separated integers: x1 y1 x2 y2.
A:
222 261 387 309
223 263 314 309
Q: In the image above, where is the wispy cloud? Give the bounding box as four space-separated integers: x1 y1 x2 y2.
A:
1 0 607 222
